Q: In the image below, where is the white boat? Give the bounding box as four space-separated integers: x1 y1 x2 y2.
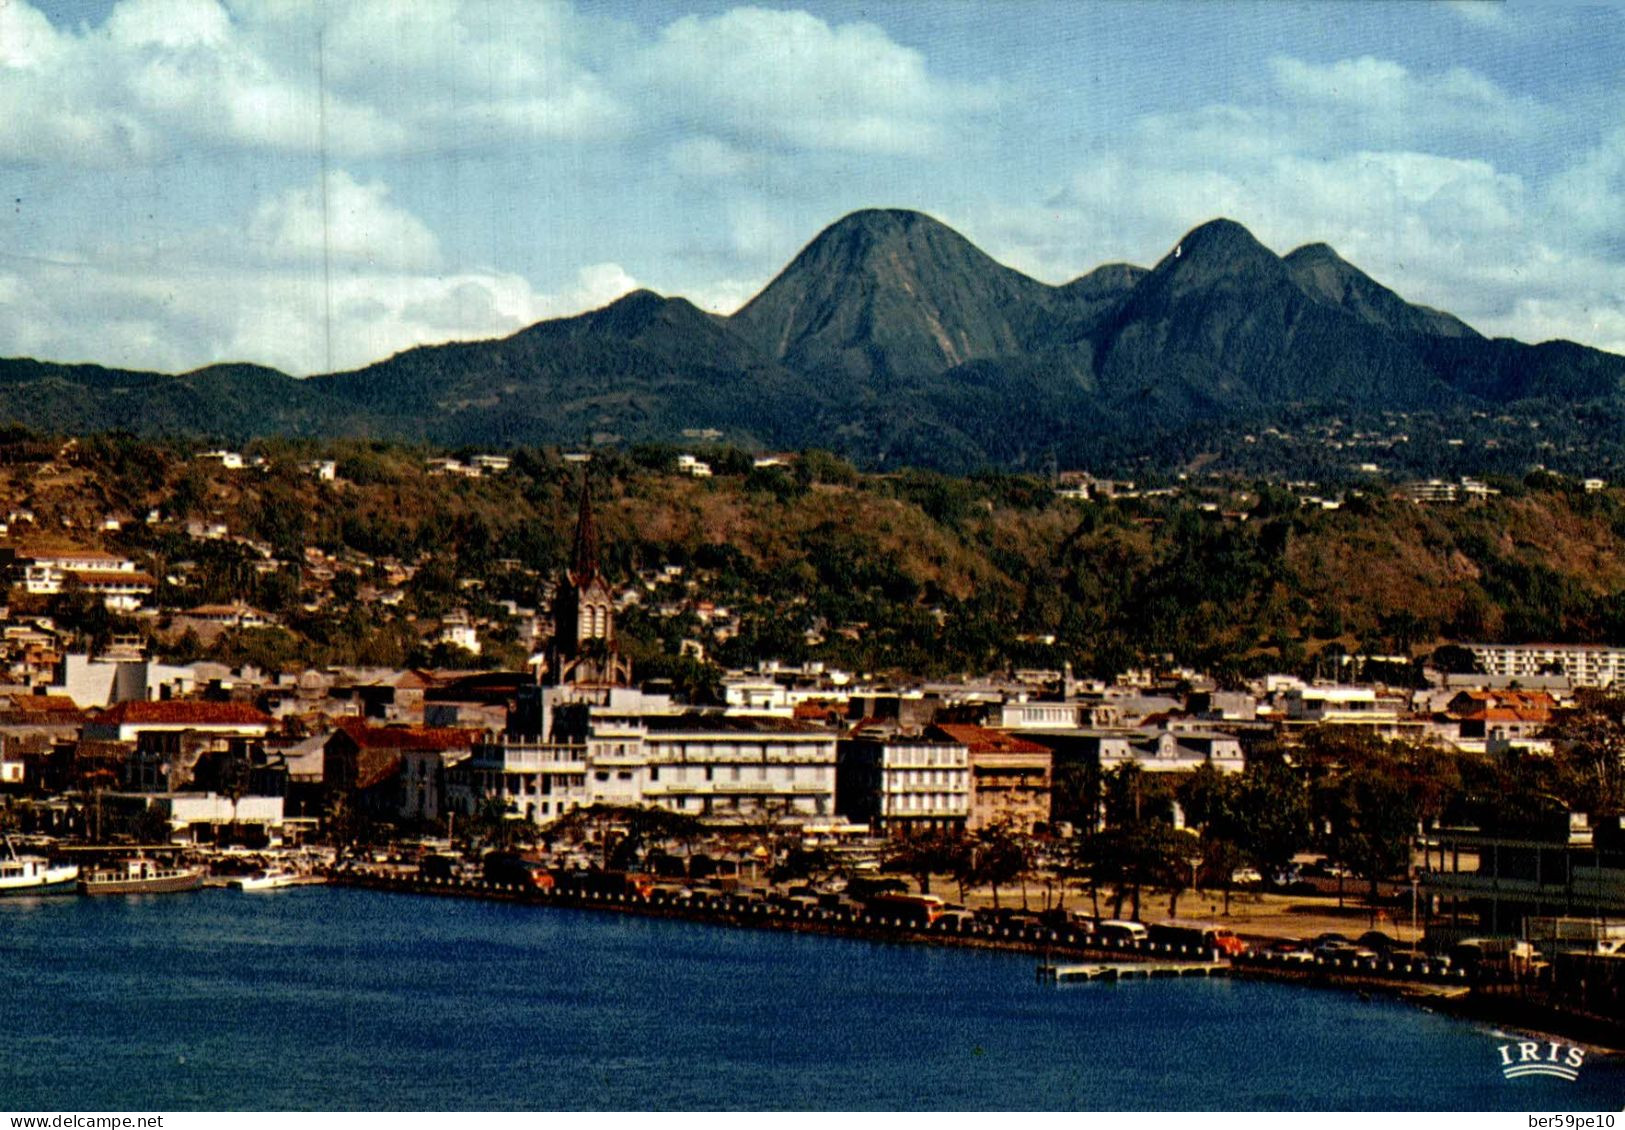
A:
0 836 78 896
227 868 303 891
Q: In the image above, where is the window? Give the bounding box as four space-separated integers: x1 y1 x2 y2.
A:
594 771 609 782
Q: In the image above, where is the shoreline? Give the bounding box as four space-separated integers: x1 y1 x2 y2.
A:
332 870 1625 1056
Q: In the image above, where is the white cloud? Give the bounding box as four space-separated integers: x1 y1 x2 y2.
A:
247 171 441 271
1268 55 1549 141
638 7 994 156
0 251 637 377
0 2 989 166
0 1 62 68
105 0 232 50
0 168 643 376
666 135 761 179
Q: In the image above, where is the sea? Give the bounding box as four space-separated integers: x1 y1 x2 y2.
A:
1 886 1620 1111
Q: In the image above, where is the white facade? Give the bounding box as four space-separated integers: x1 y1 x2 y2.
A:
997 700 1090 729
450 740 588 824
451 715 838 826
1284 685 1401 725
879 741 969 824
593 717 837 822
1468 643 1625 688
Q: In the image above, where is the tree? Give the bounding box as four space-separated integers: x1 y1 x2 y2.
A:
1305 730 1453 913
963 824 1027 909
1544 691 1625 817
884 830 963 896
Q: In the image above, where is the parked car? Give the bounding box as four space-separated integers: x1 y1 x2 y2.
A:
1357 930 1400 954
1265 939 1316 964
1230 867 1264 886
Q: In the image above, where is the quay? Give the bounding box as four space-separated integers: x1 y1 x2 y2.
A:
1037 961 1229 982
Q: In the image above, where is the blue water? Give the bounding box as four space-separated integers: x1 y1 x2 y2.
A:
1 887 1620 1110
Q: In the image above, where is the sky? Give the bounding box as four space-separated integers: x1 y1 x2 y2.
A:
2 0 1623 376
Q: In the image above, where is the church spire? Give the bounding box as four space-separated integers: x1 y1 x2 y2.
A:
569 467 600 586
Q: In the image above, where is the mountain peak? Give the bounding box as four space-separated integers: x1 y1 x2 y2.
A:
1285 241 1339 264
1164 218 1277 269
731 208 1053 382
1283 241 1481 340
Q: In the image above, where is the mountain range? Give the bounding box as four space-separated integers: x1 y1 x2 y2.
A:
4 209 1623 472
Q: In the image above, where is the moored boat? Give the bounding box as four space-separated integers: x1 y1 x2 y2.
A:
228 867 302 891
0 836 78 896
78 857 206 896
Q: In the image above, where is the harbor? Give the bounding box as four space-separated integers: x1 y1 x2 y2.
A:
4 881 1622 1112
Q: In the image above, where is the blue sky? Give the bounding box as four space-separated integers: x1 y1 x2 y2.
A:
2 0 1622 375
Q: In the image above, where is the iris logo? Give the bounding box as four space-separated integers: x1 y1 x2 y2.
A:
1496 1039 1586 1082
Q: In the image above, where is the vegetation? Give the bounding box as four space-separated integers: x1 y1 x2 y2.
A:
11 433 1625 683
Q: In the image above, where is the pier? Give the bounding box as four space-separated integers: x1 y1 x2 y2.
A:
1038 961 1230 983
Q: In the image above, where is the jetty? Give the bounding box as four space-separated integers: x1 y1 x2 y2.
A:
1038 961 1230 983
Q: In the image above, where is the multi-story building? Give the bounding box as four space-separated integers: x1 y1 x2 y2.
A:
1467 643 1625 689
932 723 1052 834
449 691 838 827
449 737 588 825
836 734 970 834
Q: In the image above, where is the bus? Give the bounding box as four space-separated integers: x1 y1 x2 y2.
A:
1095 919 1149 945
863 892 946 926
1147 921 1248 957
482 853 554 891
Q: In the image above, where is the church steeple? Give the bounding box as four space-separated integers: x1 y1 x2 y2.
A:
569 470 601 587
546 465 630 690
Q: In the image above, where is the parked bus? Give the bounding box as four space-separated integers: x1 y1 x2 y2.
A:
553 869 654 900
1095 919 1149 945
482 853 554 891
863 892 946 926
1147 921 1249 957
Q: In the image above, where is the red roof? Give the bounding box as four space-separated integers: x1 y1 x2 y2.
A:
792 700 842 721
71 570 156 586
930 723 1050 755
337 720 479 751
96 700 273 727
22 694 81 713
1465 707 1550 724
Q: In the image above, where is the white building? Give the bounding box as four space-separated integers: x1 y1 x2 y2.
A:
449 703 838 827
450 739 588 825
1468 643 1625 689
591 713 837 823
1283 685 1408 730
436 611 481 656
836 736 970 833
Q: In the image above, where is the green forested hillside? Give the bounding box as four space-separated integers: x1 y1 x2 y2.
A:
7 433 1625 681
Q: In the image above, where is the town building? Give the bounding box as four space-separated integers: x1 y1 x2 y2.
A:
836 732 970 834
931 723 1052 833
1467 643 1625 688
323 722 480 821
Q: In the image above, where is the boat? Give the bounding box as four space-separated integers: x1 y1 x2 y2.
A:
0 835 78 896
228 867 303 891
78 857 206 896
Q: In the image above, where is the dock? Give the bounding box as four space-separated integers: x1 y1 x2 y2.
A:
1037 961 1230 983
